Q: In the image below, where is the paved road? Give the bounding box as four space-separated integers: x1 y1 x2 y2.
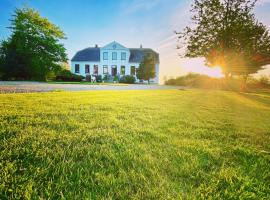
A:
0 81 184 93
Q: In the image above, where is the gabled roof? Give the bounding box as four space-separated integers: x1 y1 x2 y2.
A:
71 42 159 63
102 41 128 50
71 47 100 62
129 48 159 63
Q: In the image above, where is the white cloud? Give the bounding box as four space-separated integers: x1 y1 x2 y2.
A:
121 0 162 14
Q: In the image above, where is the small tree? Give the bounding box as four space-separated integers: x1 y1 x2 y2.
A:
137 53 156 83
1 7 67 80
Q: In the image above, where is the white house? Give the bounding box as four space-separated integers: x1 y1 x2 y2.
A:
71 41 160 83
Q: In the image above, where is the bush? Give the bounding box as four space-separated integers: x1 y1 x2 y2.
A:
247 75 270 89
258 76 270 87
119 75 136 84
46 71 56 81
165 73 232 89
96 75 102 82
165 73 270 91
56 69 84 82
85 75 91 82
113 75 119 82
103 75 108 82
103 74 113 82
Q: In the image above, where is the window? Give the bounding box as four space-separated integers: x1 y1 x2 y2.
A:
121 66 125 75
103 52 108 60
112 52 117 60
75 64 80 73
103 65 108 74
121 52 126 60
130 66 136 75
85 64 90 74
93 65 98 74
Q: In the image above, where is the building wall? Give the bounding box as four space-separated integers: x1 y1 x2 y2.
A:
71 61 100 76
70 61 159 83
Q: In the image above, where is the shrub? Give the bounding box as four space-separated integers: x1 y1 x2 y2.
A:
258 75 270 87
56 69 84 82
96 75 102 82
85 75 91 82
46 71 56 81
113 75 119 82
103 75 108 82
119 75 136 84
165 73 270 91
165 73 231 89
103 74 114 82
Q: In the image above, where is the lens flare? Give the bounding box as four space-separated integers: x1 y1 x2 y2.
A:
207 66 224 78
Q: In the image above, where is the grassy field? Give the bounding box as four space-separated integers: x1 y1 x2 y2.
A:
0 89 270 199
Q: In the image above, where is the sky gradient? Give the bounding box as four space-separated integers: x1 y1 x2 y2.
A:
1 0 270 82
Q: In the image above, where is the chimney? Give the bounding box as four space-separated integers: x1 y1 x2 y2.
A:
140 44 143 48
95 44 98 48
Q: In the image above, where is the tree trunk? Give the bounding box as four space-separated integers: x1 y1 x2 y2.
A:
241 74 248 91
225 72 231 82
225 72 230 80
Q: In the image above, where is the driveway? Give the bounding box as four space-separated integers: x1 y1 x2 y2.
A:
0 81 184 93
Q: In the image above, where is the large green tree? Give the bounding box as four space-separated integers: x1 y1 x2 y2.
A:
177 0 270 79
0 7 67 80
137 53 156 83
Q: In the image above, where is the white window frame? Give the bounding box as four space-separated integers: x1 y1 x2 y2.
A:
121 52 126 60
112 52 117 60
103 52 108 60
103 65 108 74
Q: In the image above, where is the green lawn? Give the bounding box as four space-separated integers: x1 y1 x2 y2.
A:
0 89 270 199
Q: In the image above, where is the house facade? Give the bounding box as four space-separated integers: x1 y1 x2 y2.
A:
71 41 159 83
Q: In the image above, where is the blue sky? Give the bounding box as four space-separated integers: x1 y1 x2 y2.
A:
1 0 270 80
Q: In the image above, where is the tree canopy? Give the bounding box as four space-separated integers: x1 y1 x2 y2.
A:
177 0 270 77
136 53 156 83
0 7 67 80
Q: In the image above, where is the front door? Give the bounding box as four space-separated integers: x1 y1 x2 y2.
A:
111 66 117 76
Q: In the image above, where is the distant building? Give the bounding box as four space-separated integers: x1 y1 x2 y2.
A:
71 41 159 83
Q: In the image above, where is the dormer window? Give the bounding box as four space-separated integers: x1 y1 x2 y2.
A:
121 52 126 60
103 52 108 60
112 52 117 60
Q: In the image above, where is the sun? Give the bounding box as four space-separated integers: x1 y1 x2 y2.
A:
182 58 224 78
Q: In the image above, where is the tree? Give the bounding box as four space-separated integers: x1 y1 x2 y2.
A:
0 7 67 80
177 0 270 79
137 53 156 83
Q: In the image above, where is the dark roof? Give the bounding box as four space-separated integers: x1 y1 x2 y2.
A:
71 47 100 62
129 48 159 63
71 47 159 63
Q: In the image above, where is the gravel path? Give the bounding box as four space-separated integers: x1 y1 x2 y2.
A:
0 81 184 93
